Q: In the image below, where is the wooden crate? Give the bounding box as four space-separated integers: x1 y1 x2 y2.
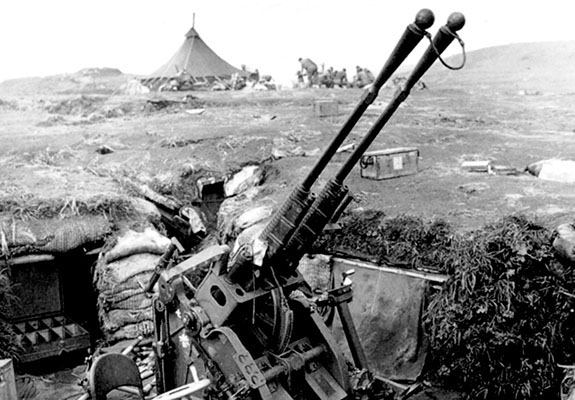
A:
360 147 419 180
313 100 339 117
13 316 90 363
6 255 91 363
0 359 17 400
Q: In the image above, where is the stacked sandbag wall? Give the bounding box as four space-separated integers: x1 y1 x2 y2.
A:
94 227 171 342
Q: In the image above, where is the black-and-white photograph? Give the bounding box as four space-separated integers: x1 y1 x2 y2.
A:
1 1 574 399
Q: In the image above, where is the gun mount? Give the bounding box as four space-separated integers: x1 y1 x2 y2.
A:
145 10 466 400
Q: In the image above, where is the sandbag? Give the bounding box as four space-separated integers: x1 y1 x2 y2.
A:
235 205 273 232
224 165 262 197
96 254 159 291
94 228 169 342
95 268 156 339
102 227 171 264
217 187 274 243
101 308 154 333
98 290 152 312
98 286 149 307
108 321 155 342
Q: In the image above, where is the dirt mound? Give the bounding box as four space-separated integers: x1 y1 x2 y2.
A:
44 95 107 116
30 94 208 127
75 67 123 77
0 71 136 96
143 95 205 113
0 98 18 110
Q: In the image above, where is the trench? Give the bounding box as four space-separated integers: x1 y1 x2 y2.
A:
4 177 228 375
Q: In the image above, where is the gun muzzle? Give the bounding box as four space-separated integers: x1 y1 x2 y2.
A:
301 8 436 190
257 10 436 266
274 13 467 273
335 12 466 182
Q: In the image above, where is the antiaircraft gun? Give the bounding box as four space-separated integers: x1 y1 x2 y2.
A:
146 9 466 400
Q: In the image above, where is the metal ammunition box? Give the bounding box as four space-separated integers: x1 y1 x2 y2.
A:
313 100 339 117
360 147 419 180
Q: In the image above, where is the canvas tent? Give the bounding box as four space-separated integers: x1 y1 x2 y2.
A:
143 26 246 90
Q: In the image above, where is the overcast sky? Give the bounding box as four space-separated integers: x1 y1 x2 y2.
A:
1 0 574 84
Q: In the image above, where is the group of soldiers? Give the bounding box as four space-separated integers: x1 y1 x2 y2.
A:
297 58 376 89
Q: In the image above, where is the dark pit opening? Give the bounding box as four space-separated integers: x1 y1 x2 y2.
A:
5 244 102 372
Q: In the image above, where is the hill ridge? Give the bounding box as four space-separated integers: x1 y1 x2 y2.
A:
424 40 575 94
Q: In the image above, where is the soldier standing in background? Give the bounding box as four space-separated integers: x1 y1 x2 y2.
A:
298 57 318 87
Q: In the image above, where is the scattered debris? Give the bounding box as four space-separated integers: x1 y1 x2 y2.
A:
0 98 19 110
336 143 356 153
252 114 277 120
457 182 490 194
44 95 105 116
490 164 524 175
145 99 178 111
184 108 205 115
144 96 204 113
461 160 491 173
253 81 277 91
36 115 67 127
461 160 524 176
306 148 322 156
96 144 114 155
517 89 542 96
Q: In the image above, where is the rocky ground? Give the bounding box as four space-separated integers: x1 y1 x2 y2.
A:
2 83 575 234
